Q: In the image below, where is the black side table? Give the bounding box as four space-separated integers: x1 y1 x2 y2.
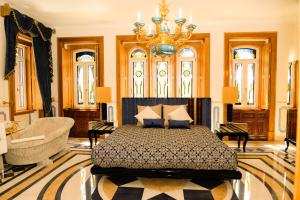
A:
215 123 249 152
88 121 116 149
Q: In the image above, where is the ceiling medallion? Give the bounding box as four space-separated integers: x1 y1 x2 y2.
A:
133 0 196 57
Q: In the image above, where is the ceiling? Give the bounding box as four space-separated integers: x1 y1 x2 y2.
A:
3 0 298 27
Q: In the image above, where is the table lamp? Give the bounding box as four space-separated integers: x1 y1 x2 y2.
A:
222 87 238 122
95 87 111 121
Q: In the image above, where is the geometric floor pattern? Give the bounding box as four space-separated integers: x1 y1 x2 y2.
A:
0 141 296 200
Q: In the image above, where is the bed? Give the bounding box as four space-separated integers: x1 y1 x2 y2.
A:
91 98 242 179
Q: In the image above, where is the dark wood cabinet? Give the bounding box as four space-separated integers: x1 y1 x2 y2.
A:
64 109 100 137
285 108 297 150
233 109 269 140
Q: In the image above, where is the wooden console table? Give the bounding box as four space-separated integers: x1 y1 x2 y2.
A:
285 108 297 151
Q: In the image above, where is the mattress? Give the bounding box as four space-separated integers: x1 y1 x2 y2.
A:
92 125 238 170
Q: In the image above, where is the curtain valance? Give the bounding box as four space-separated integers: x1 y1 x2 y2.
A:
4 9 53 80
4 9 54 116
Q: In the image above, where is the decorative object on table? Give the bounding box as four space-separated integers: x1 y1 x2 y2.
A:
215 123 249 152
106 103 115 123
5 121 20 135
0 122 8 181
133 0 196 57
5 117 74 166
95 87 112 121
88 121 116 149
222 87 238 122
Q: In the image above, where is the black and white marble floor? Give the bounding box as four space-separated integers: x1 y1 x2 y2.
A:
0 140 296 200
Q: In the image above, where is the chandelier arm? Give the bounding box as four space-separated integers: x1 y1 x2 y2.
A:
154 22 160 36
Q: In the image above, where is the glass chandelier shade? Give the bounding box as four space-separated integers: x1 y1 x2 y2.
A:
133 0 196 57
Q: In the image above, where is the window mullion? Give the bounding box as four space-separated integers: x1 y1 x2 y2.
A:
242 62 248 107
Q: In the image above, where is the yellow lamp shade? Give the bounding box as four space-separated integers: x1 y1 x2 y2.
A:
95 87 111 103
222 87 238 104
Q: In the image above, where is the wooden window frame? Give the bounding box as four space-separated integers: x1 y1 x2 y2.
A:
57 36 104 116
8 33 38 120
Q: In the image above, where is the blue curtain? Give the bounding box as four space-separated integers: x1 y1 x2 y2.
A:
4 9 53 116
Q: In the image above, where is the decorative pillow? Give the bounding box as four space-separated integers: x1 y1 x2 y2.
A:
137 104 162 118
134 106 160 126
168 120 191 129
143 119 165 128
168 106 193 123
137 104 162 126
163 104 187 126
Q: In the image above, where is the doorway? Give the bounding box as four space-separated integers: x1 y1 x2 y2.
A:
57 36 104 137
224 32 277 141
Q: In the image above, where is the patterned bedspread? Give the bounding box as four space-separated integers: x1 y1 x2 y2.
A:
92 126 238 170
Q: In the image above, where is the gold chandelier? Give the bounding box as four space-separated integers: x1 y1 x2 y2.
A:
133 0 196 57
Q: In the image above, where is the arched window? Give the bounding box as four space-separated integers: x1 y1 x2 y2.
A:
177 47 196 97
74 50 96 108
232 47 258 107
129 49 147 97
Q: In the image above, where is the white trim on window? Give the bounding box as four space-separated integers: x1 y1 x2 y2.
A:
231 46 259 108
15 44 27 112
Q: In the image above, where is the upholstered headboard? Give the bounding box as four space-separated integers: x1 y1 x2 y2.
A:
122 98 211 128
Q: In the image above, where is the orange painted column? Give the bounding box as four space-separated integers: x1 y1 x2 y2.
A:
293 3 300 199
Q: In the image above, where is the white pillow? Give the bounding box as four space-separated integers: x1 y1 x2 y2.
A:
134 106 161 125
163 104 187 126
168 106 193 123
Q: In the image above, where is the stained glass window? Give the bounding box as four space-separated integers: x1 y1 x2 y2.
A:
247 63 255 105
77 65 84 105
232 47 258 107
130 49 147 97
234 63 243 104
234 48 256 60
133 62 144 97
181 61 193 97
178 47 196 97
88 65 95 105
156 61 168 97
179 48 195 58
76 51 95 62
131 49 147 59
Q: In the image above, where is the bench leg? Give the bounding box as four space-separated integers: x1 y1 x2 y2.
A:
285 138 289 152
238 136 241 149
0 156 4 183
88 131 93 149
95 133 98 145
243 135 248 152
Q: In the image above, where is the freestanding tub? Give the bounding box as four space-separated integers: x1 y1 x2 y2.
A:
5 117 74 165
